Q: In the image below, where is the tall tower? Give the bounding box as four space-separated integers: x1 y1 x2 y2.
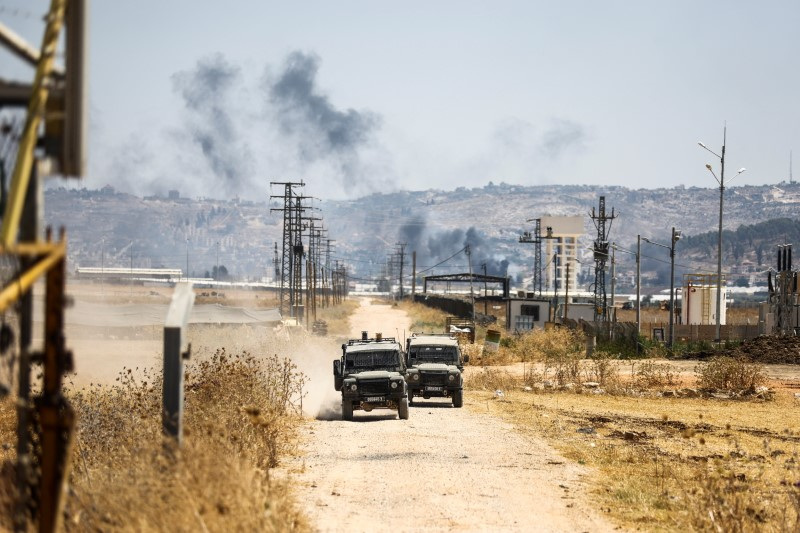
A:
590 196 616 322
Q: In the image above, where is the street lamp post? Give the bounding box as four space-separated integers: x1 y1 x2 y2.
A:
699 127 746 342
643 228 682 347
611 240 641 352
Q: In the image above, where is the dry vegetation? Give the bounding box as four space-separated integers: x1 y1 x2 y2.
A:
394 299 448 332
315 298 360 337
56 349 307 531
463 327 800 532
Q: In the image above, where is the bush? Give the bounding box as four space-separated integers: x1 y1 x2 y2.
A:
633 361 677 389
57 349 307 532
465 368 518 392
585 351 621 388
695 356 766 391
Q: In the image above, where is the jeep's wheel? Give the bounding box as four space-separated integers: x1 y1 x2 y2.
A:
453 390 463 408
398 397 409 420
342 401 354 421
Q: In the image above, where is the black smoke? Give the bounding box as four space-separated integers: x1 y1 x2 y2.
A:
540 118 587 159
399 217 510 276
266 51 381 189
171 54 254 196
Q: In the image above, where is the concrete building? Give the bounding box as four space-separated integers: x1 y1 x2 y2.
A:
540 215 583 293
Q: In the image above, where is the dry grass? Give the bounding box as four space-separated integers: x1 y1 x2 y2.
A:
696 357 766 391
464 328 800 530
395 299 449 332
0 349 309 532
315 299 359 337
474 327 586 367
468 378 800 531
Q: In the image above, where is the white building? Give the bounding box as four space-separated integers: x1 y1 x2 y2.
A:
540 215 584 293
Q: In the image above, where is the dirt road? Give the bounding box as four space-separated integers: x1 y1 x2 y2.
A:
291 299 617 532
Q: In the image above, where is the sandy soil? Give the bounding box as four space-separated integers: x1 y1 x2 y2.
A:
290 298 618 532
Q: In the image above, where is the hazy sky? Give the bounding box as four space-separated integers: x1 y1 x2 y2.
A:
2 1 799 200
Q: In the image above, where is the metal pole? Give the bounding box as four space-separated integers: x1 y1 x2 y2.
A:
411 251 416 298
466 246 475 321
636 235 641 353
482 263 488 315
610 245 616 333
669 227 677 348
564 262 570 320
716 126 726 342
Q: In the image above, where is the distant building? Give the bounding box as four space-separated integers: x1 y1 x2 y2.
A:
539 215 583 293
168 190 180 200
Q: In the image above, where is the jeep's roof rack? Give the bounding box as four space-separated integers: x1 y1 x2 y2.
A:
346 337 398 346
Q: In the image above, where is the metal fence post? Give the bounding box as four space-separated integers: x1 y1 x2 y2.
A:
163 282 194 445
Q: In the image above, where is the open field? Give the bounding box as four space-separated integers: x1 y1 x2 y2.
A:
399 300 800 531
0 280 346 531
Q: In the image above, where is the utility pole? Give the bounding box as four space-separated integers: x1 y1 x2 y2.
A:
699 127 746 343
610 245 616 339
273 242 280 283
590 196 617 322
519 218 554 296
411 251 416 298
481 262 488 315
564 261 570 321
610 245 616 321
465 245 475 321
396 242 407 299
636 235 641 353
269 180 304 317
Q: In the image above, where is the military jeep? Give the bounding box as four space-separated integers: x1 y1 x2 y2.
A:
333 332 409 421
405 334 468 407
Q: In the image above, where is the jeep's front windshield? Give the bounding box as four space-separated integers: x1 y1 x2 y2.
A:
344 350 403 373
409 345 459 365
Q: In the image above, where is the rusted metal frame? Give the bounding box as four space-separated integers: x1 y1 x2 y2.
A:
0 0 67 247
0 242 66 314
38 238 74 533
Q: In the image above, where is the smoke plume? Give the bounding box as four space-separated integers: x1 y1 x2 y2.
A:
266 51 382 191
539 118 587 159
399 216 510 276
171 54 254 197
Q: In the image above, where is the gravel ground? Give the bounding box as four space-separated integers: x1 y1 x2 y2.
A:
289 299 618 532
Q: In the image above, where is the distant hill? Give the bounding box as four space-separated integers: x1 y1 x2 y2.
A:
45 181 800 286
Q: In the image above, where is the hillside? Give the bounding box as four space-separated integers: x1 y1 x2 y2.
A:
44 181 800 286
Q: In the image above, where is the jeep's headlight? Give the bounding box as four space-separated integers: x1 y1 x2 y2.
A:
391 381 398 389
448 374 456 382
349 383 357 391
412 374 420 381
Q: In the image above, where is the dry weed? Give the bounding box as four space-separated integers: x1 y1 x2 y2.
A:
696 356 766 391
0 349 310 532
471 388 800 531
464 368 518 392
633 360 677 389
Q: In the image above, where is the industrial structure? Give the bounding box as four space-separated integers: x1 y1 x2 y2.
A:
681 273 726 326
589 197 616 322
540 215 583 294
0 1 88 530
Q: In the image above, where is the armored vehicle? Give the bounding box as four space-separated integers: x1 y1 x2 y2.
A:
333 332 409 421
405 334 468 407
